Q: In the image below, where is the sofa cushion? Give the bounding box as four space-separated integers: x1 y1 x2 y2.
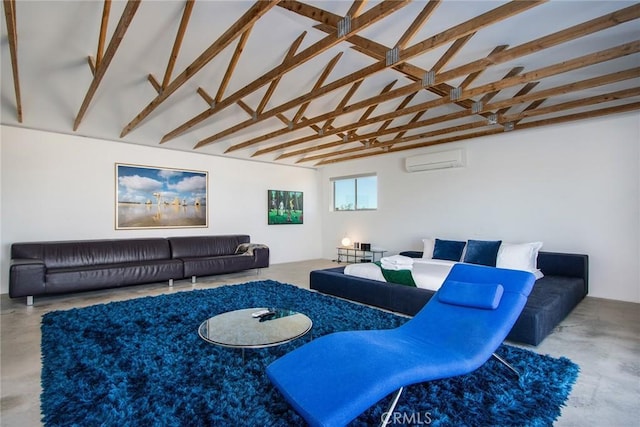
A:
46 259 184 294
169 235 250 259
42 239 172 269
181 254 257 277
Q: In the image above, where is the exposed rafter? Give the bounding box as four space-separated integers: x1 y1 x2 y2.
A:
120 0 281 137
316 102 640 166
197 0 545 150
163 0 412 144
3 0 22 122
3 1 638 168
308 68 639 164
74 0 140 131
243 40 639 160
225 7 640 158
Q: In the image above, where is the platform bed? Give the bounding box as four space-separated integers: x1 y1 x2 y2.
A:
310 251 588 346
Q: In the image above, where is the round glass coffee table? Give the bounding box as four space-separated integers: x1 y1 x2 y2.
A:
198 307 312 360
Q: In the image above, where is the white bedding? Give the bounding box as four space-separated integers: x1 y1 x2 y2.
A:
343 258 457 292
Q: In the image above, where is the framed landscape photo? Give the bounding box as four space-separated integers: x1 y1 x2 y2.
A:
268 190 303 225
116 163 208 229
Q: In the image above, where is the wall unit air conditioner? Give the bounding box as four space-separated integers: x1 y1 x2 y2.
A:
405 148 465 172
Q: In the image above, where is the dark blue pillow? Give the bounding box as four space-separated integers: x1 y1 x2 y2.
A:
432 239 466 261
463 239 502 266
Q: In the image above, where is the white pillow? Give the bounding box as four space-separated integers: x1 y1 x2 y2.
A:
421 238 435 259
497 241 543 277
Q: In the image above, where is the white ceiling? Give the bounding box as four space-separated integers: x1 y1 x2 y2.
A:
2 1 639 167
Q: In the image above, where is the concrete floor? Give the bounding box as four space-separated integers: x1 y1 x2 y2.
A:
1 259 638 426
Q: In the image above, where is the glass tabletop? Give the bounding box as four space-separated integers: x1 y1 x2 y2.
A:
198 307 312 349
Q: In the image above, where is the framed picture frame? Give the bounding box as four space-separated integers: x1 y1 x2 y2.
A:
115 163 208 229
268 190 303 225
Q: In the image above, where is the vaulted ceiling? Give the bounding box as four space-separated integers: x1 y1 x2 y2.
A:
2 1 639 167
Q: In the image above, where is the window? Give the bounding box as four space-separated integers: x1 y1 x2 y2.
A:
332 174 377 211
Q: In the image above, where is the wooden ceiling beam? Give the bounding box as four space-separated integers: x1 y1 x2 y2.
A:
394 0 440 49
287 81 399 159
253 91 421 157
346 0 368 18
479 66 524 105
292 52 343 125
377 92 418 132
292 65 639 162
436 3 640 85
315 102 640 166
515 102 640 130
281 4 639 150
484 67 640 114
120 0 280 137
207 2 550 151
162 0 409 145
232 34 493 154
3 0 22 122
269 88 413 158
196 87 214 106
277 81 399 160
320 80 363 133
188 0 539 148
257 31 306 115
335 25 506 97
501 87 640 123
495 81 540 115
95 0 111 71
162 0 195 90
401 67 639 142
431 32 475 73
215 25 253 104
234 80 370 156
465 41 640 100
258 40 640 154
74 0 140 131
312 81 639 165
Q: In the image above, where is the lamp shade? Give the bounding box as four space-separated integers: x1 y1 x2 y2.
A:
341 237 351 247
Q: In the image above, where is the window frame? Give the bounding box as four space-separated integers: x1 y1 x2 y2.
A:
331 173 377 211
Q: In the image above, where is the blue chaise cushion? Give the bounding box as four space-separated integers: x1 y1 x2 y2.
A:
432 239 466 261
438 280 504 310
463 239 502 266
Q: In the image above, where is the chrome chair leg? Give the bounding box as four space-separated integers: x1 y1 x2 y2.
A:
492 352 520 379
380 387 404 427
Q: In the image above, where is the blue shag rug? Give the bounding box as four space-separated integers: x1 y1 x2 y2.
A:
41 280 578 426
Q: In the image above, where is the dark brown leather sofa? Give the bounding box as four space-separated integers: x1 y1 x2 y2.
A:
9 235 269 305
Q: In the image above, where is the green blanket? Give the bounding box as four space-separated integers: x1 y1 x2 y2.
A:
374 261 416 287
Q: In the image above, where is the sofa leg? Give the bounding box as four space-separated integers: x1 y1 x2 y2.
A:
169 279 174 287
26 296 34 306
191 276 196 285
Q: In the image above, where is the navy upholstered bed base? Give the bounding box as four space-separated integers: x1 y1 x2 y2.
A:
310 251 588 346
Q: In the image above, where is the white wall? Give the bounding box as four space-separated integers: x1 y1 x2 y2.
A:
3 113 639 303
1 126 323 294
320 113 640 303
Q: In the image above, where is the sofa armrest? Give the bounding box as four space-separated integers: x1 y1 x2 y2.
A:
9 259 46 298
537 251 589 296
252 246 270 268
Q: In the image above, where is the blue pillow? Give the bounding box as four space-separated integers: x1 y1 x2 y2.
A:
432 239 466 261
463 240 502 266
438 280 504 310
